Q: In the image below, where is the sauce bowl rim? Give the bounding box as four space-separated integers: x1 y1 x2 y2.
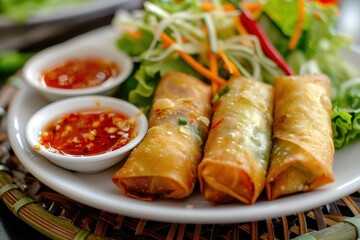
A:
25 95 148 170
22 43 133 100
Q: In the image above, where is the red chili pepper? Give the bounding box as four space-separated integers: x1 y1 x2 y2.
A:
316 0 337 5
239 10 294 76
212 99 222 111
227 0 294 76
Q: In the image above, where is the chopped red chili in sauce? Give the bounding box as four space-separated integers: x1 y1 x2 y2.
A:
41 58 120 89
39 109 136 156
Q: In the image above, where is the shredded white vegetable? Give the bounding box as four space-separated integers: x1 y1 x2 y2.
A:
339 77 360 105
113 3 283 83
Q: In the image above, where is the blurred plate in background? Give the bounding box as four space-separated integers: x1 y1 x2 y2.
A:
0 0 140 28
0 0 142 52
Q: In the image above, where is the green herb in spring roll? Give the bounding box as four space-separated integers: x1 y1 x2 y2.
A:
266 74 334 200
198 77 274 204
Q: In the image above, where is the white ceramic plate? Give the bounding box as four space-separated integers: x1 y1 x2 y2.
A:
7 27 360 224
0 0 139 27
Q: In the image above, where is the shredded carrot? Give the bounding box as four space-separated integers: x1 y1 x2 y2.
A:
181 37 190 43
201 0 263 15
200 2 236 12
162 36 172 48
288 0 305 50
201 22 208 35
218 47 240 76
233 16 248 35
130 30 142 40
160 33 227 85
123 27 142 40
209 52 218 74
241 2 263 15
211 117 224 130
200 2 214 12
211 81 219 95
222 3 237 11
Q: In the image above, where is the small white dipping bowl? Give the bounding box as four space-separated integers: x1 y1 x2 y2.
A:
22 43 133 102
25 96 148 173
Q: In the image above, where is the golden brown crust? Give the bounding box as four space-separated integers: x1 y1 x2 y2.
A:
198 77 274 204
112 72 212 200
266 74 334 200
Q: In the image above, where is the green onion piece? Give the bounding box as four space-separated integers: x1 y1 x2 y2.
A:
211 94 220 104
178 118 188 125
219 85 230 96
211 85 230 104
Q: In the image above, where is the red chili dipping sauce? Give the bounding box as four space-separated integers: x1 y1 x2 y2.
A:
39 109 136 156
41 58 120 89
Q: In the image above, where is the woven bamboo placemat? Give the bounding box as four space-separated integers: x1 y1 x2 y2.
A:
1 130 360 240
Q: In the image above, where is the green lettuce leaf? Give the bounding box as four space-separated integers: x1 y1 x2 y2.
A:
116 28 154 57
263 0 309 37
263 0 347 58
117 54 202 115
315 50 358 102
285 50 307 74
337 77 360 108
303 3 344 58
257 13 290 57
332 107 360 149
0 51 32 77
262 0 360 149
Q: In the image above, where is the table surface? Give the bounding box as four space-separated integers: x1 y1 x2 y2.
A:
1 1 359 239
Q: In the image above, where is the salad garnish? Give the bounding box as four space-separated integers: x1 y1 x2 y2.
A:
113 0 360 149
0 0 84 23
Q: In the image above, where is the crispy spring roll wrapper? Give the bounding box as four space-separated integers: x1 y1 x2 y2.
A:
112 72 212 201
198 77 274 204
266 74 334 200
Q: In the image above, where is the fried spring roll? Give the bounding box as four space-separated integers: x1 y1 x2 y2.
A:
112 72 212 201
198 77 274 204
266 74 334 200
